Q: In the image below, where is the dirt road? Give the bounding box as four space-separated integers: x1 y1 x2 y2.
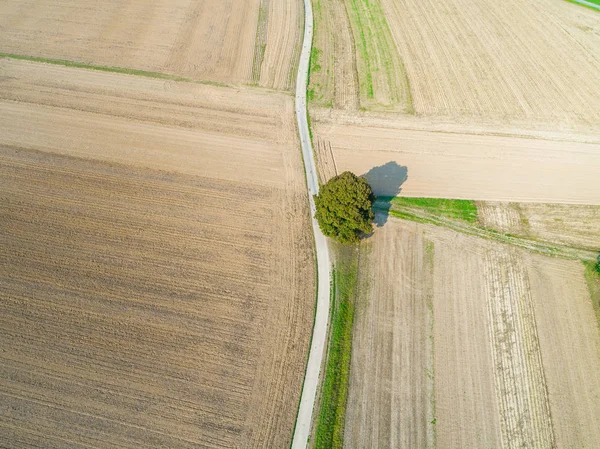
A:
290 0 332 447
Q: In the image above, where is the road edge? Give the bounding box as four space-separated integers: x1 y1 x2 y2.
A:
291 0 332 447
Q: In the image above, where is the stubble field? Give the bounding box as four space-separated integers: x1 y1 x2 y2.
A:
310 0 600 127
0 0 302 90
313 115 600 204
346 217 600 449
0 59 314 448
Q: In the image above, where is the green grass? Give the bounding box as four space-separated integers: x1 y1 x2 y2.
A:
0 52 229 87
584 260 600 331
307 47 323 102
314 247 358 449
251 2 269 84
384 197 478 224
566 0 600 10
344 0 412 109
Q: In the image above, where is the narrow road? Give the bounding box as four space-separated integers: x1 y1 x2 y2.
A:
291 0 332 447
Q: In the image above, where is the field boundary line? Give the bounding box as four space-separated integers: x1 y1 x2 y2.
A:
376 201 599 262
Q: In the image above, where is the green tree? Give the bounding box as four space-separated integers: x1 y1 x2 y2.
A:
314 171 374 244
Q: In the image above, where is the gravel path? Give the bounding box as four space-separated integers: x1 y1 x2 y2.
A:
290 0 333 447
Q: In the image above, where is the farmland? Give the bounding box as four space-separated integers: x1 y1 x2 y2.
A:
313 116 600 204
345 217 600 448
310 0 600 126
0 0 302 90
0 59 314 448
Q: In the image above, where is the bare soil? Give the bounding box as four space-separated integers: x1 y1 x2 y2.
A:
478 202 600 251
379 0 600 127
313 117 600 204
0 59 314 448
346 217 600 449
0 0 300 89
345 221 435 448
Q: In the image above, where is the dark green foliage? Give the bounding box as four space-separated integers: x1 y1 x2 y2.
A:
314 172 374 244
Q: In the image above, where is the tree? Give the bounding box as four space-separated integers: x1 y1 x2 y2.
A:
314 171 374 244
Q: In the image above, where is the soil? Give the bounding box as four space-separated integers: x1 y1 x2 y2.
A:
0 59 315 448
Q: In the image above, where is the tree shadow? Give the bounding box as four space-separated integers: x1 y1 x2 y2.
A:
362 161 408 228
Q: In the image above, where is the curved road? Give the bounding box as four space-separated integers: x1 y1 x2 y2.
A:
291 0 332 447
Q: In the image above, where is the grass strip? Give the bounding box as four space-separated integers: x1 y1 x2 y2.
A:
566 0 600 10
583 261 600 331
313 247 358 449
385 197 478 224
0 52 228 87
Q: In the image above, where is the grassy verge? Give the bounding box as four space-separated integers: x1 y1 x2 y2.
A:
0 52 228 87
381 197 478 224
313 245 358 449
583 261 600 331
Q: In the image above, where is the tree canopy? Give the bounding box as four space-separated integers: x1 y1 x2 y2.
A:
314 171 374 244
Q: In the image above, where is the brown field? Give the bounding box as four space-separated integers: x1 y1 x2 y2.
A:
312 0 600 125
0 0 301 89
346 217 600 448
0 59 314 448
478 202 600 251
378 0 600 125
313 116 600 204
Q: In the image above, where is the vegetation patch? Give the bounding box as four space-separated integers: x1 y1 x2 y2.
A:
387 197 478 223
344 0 412 109
251 1 270 84
584 260 600 331
566 0 600 11
314 246 359 449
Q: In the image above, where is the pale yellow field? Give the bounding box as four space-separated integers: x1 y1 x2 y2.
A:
379 0 600 126
314 115 600 204
346 217 600 448
478 202 600 251
0 0 302 89
0 59 314 448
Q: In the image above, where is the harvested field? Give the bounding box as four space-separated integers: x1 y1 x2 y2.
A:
378 0 600 126
313 118 600 204
0 59 314 448
257 0 304 90
309 0 410 111
478 202 600 251
345 221 435 448
346 217 600 448
0 0 300 88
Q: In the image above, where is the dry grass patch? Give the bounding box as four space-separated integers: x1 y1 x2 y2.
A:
0 60 314 448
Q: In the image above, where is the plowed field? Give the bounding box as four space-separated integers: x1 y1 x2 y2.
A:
346 217 600 448
0 0 302 89
0 59 314 448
